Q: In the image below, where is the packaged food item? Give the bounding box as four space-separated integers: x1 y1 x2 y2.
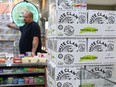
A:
0 78 3 84
38 76 44 84
37 52 48 58
0 58 5 64
26 52 32 57
34 77 39 84
13 57 22 64
28 77 34 84
18 54 25 58
24 77 29 84
22 57 39 63
7 77 13 84
0 69 3 73
13 77 18 84
28 68 34 72
18 78 24 84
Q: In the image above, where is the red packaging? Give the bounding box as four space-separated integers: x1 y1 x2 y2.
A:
13 57 22 64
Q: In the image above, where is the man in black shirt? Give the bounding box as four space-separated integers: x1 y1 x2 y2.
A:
7 11 41 55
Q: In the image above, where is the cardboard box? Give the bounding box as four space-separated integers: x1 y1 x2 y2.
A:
48 50 116 65
88 10 116 24
39 58 47 63
84 64 114 79
13 58 22 64
49 0 87 16
48 24 116 37
47 61 81 81
88 38 116 52
57 10 87 24
81 64 115 87
81 79 114 87
48 12 56 27
56 0 87 11
48 10 87 28
47 38 87 52
47 63 114 87
49 0 56 16
0 29 19 34
22 57 39 63
47 70 80 87
0 14 11 28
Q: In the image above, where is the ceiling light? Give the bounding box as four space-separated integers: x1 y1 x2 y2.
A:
0 0 3 2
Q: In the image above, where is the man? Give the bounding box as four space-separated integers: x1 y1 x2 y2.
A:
7 11 42 55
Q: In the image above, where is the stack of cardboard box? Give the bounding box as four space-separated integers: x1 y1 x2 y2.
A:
47 0 116 87
47 0 87 87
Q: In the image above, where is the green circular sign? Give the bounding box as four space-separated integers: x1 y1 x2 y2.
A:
12 1 39 26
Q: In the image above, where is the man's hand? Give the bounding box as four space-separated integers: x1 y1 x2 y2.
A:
7 23 19 30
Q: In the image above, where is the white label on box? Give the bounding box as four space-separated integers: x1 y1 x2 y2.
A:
81 79 114 87
57 0 74 10
56 0 87 10
47 38 87 52
57 11 87 24
88 10 116 24
47 69 80 87
57 39 85 52
48 51 116 65
47 61 81 81
84 64 114 79
56 81 80 87
49 24 116 37
88 38 116 52
49 0 87 16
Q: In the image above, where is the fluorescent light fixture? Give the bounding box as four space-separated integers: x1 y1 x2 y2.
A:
0 0 3 2
45 21 48 29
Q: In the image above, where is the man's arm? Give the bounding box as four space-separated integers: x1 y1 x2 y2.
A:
7 23 20 30
32 36 39 55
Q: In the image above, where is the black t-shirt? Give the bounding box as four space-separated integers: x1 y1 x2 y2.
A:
19 21 41 55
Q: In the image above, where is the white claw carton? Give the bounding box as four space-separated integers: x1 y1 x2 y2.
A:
48 10 57 26
47 38 87 52
57 10 87 24
49 10 87 26
46 69 80 87
47 61 81 81
48 24 116 37
0 29 19 34
84 64 114 79
56 0 87 11
0 14 11 27
88 38 116 52
88 10 116 24
81 64 115 87
47 50 116 65
49 0 87 16
81 78 114 87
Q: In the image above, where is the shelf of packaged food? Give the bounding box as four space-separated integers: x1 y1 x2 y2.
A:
0 63 47 67
0 63 47 87
0 83 45 87
12 63 47 67
0 72 45 75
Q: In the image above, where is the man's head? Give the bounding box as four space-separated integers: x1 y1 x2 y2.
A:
23 11 33 24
